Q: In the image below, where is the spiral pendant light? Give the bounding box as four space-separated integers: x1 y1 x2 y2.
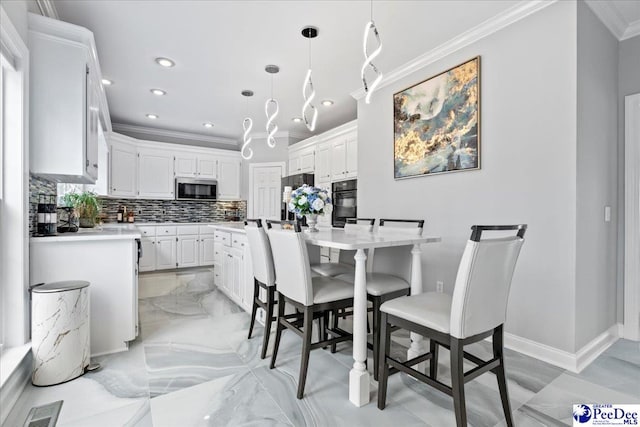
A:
240 90 254 160
301 26 318 132
264 65 280 148
362 1 383 104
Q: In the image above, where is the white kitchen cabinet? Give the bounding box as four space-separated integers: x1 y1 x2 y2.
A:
288 145 315 175
210 228 253 312
155 236 177 270
177 235 199 268
174 153 197 177
345 135 358 179
218 158 241 200
138 148 175 199
315 142 332 185
28 14 107 184
198 155 218 179
110 140 137 197
330 131 358 181
139 237 156 272
200 235 216 266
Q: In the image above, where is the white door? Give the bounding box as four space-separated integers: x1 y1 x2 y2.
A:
345 136 358 179
251 165 283 219
218 159 241 199
197 155 217 179
156 236 177 270
110 142 137 197
139 237 156 272
138 148 174 199
174 153 197 177
200 235 216 266
177 235 199 268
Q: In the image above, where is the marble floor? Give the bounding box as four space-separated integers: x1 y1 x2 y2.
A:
4 269 640 427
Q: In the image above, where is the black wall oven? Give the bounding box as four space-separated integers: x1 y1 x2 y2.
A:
332 179 357 228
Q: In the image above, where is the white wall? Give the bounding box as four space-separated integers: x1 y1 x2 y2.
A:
240 136 289 200
617 34 640 323
575 1 619 349
358 1 579 352
1 0 28 44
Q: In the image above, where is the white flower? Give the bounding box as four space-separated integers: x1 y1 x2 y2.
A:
319 192 327 201
298 195 307 205
312 198 324 211
303 186 312 194
288 202 296 211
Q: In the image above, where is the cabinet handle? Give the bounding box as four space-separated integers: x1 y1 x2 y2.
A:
233 240 237 243
93 163 98 168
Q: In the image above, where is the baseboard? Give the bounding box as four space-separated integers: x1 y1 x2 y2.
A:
502 323 621 373
0 348 32 426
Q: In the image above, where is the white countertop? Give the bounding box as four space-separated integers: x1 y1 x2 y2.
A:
30 227 142 243
208 222 247 233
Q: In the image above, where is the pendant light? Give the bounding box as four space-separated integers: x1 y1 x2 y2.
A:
301 26 318 132
362 1 383 104
241 90 254 160
264 65 280 148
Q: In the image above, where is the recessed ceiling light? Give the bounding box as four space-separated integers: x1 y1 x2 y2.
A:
102 79 113 86
292 117 302 123
150 88 166 96
146 114 159 119
321 100 334 106
203 122 214 128
155 57 175 68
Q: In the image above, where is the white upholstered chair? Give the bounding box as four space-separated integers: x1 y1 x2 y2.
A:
309 218 375 278
377 224 527 427
266 220 354 399
336 218 425 379
244 219 277 360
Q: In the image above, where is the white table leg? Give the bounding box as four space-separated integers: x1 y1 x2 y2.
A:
407 244 427 372
349 248 370 406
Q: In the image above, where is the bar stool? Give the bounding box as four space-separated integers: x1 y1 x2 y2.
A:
245 219 277 360
377 225 527 427
336 218 425 379
266 220 354 399
310 218 375 278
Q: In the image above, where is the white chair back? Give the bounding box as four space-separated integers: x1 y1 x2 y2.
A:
368 219 424 279
338 219 375 266
244 219 276 287
266 224 314 306
376 219 424 237
449 226 526 339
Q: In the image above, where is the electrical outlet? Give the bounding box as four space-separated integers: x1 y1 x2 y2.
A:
436 281 444 293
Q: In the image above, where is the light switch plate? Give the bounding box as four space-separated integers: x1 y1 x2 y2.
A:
604 206 611 222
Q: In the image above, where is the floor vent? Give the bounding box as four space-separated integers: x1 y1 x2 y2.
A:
23 400 63 427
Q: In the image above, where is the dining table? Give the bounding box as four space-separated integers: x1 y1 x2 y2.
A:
302 227 441 407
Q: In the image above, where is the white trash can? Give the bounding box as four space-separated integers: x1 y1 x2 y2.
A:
31 281 90 386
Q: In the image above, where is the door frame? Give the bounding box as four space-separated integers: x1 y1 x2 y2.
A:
624 93 640 341
248 162 286 219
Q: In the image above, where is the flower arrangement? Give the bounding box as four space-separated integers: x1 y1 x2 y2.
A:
287 184 332 217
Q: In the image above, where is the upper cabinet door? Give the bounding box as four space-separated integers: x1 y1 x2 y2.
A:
218 159 241 200
138 148 175 199
331 139 347 181
85 70 100 181
288 155 300 175
197 155 217 179
110 141 137 197
174 153 197 177
315 142 331 184
345 134 358 179
299 147 315 173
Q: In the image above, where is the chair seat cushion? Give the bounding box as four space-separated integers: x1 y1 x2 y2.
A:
312 276 354 304
310 262 355 277
380 292 452 334
335 272 409 297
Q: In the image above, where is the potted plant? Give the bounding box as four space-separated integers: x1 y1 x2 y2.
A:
63 191 100 228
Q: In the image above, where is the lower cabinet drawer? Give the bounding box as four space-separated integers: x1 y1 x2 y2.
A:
214 231 231 245
231 233 247 249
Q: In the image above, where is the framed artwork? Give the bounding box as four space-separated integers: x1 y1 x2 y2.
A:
393 56 480 179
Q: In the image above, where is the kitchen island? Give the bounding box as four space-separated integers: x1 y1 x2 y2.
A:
30 228 141 356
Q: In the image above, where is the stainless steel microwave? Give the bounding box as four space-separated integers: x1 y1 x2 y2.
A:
175 178 217 201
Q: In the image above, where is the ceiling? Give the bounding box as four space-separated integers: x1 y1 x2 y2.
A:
52 0 525 146
52 0 639 148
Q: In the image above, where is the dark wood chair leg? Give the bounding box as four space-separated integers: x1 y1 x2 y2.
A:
493 325 514 427
377 312 391 410
260 286 275 360
247 279 259 339
330 309 338 353
269 292 286 370
372 297 381 380
450 338 467 427
429 339 439 380
297 306 314 399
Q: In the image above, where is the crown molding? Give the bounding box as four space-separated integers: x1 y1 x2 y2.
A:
36 0 59 19
622 19 640 41
351 0 557 100
112 123 238 146
585 0 640 41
